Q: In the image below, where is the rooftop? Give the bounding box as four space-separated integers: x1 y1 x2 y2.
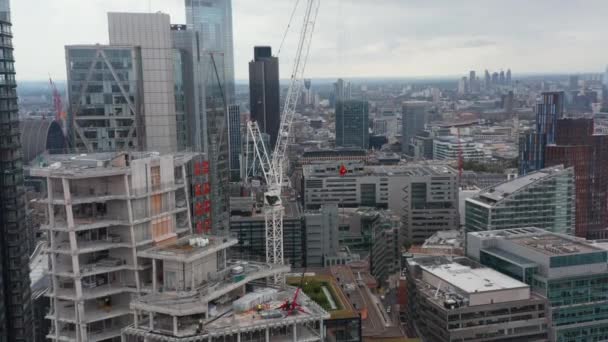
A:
470 165 569 205
303 162 457 178
137 234 237 263
469 227 603 256
419 261 527 294
29 151 198 178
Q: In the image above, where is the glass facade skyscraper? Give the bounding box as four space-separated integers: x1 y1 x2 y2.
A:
335 100 369 149
185 0 235 102
0 0 33 340
466 165 575 236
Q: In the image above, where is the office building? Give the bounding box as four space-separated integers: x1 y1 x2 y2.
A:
304 204 339 267
171 24 230 234
401 101 428 156
369 210 401 286
519 91 565 175
468 70 476 93
506 69 512 85
230 196 305 267
457 77 467 95
433 136 488 161
65 45 143 152
467 228 608 342
484 69 491 89
499 70 505 84
333 78 351 104
185 0 235 101
335 100 369 149
302 162 459 244
227 104 241 181
604 65 608 88
404 255 548 342
0 0 33 340
108 12 179 153
32 151 197 341
465 165 575 235
411 130 434 159
491 72 499 84
249 46 280 148
545 118 608 239
122 235 328 342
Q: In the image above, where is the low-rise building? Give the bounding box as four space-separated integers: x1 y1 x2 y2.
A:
467 228 608 341
405 255 548 342
433 136 489 161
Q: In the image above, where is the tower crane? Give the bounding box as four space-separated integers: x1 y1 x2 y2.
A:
246 0 320 283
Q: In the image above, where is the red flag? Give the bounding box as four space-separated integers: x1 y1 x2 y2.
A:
339 164 348 176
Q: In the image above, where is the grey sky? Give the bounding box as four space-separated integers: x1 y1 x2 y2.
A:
11 0 608 81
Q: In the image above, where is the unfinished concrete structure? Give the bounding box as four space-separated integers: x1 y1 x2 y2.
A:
32 152 196 341
122 235 329 342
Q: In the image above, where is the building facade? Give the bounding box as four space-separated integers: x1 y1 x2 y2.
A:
545 118 608 239
108 12 179 153
369 210 401 286
185 0 235 102
0 0 33 340
302 162 459 245
304 204 339 267
405 255 549 342
227 104 242 181
230 196 305 267
433 136 488 161
32 152 197 341
468 228 608 342
335 100 369 149
249 46 280 148
519 91 565 175
465 166 575 236
401 101 428 156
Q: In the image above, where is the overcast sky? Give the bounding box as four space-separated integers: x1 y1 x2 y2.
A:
11 0 608 81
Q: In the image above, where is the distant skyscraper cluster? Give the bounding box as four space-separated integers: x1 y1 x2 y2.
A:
460 68 512 95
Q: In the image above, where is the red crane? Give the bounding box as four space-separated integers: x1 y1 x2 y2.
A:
49 77 65 122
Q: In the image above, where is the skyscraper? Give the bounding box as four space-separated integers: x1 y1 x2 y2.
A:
469 70 476 93
108 12 179 153
484 70 491 89
506 69 512 85
519 92 565 175
0 0 33 340
401 101 429 156
249 46 280 148
335 100 369 149
499 70 505 84
604 65 608 88
186 0 235 102
227 104 242 181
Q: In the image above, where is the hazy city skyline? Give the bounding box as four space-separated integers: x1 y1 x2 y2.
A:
11 0 608 81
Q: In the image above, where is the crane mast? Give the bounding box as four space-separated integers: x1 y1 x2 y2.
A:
246 0 319 283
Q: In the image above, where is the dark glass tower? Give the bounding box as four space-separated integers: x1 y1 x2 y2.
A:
249 46 280 148
0 0 33 341
335 100 370 149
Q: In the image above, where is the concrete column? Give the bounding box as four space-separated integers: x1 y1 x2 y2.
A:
134 311 139 328
319 320 324 340
149 313 154 330
152 259 157 292
265 328 270 341
124 174 141 291
293 323 297 342
173 316 178 336
182 165 194 234
237 332 241 342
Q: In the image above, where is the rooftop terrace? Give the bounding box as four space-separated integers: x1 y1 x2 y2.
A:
137 234 238 262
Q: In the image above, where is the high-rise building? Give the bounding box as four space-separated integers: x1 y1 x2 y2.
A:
185 0 235 102
170 22 230 234
333 78 351 103
499 70 505 84
545 118 608 239
0 0 33 340
484 69 491 89
467 228 608 342
369 210 401 286
465 166 575 236
604 65 608 88
227 104 241 181
457 76 468 95
506 68 512 85
569 75 579 90
304 203 339 267
491 71 499 84
34 151 197 341
65 45 143 152
108 12 179 153
335 100 369 149
249 46 280 148
469 70 476 92
519 91 565 175
401 101 428 156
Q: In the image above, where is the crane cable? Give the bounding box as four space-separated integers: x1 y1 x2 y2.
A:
277 0 302 56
